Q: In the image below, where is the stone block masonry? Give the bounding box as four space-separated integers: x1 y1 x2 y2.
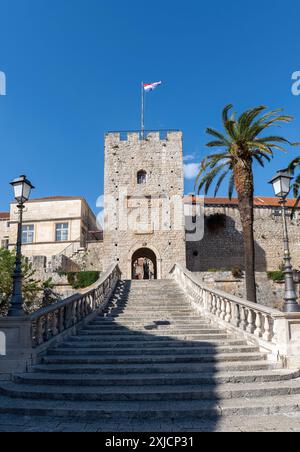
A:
187 202 300 273
103 131 186 279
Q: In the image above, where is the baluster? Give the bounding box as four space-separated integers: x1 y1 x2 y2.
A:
211 295 217 315
36 317 44 346
59 307 65 333
52 310 58 336
44 314 51 341
80 298 85 319
254 311 262 338
85 295 90 315
93 290 97 309
263 315 272 342
240 307 246 331
72 301 77 325
77 300 82 321
220 298 226 320
246 309 255 334
207 293 213 313
216 296 221 318
205 290 210 310
225 300 232 323
232 304 241 327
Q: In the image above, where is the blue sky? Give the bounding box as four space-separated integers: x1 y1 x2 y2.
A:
0 0 300 213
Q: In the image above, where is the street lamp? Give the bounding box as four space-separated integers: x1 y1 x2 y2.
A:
8 176 34 317
269 169 300 313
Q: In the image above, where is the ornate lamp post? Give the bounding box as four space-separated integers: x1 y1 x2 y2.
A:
8 175 34 317
269 169 300 313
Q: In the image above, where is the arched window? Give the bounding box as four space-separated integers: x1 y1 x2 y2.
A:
137 170 147 185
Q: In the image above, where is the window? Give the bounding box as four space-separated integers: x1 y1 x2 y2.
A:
1 239 9 249
22 225 34 244
56 223 69 242
137 170 147 185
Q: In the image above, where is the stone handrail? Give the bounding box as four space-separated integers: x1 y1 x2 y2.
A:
0 264 121 376
58 237 82 258
170 264 300 368
29 264 121 348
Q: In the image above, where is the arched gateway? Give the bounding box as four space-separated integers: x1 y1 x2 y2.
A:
131 248 157 280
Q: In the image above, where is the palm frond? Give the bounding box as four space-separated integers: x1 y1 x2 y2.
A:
253 154 265 167
206 128 231 145
228 173 235 199
206 140 228 148
214 169 231 197
256 136 297 146
196 162 230 195
222 104 234 127
288 157 300 173
238 106 266 136
253 150 272 162
224 119 238 141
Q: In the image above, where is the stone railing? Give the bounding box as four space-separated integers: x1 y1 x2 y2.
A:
29 265 120 348
0 264 121 378
171 264 300 369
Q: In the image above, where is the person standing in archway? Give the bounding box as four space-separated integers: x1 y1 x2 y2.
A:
144 260 150 280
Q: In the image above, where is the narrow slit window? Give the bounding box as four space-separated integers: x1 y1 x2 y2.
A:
137 170 147 185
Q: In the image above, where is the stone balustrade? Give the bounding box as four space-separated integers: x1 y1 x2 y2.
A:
0 264 121 378
171 264 300 368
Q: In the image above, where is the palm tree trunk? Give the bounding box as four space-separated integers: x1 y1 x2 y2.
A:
234 161 257 303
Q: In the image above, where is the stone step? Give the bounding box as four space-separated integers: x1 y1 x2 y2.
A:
42 352 266 366
91 320 210 327
102 306 192 316
32 360 278 375
102 316 203 322
0 393 300 420
78 332 231 340
82 326 222 334
48 345 259 357
62 339 250 349
2 379 300 403
15 369 299 387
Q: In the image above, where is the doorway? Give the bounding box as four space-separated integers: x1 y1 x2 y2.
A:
131 248 157 280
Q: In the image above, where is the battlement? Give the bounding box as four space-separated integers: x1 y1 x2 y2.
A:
105 130 182 143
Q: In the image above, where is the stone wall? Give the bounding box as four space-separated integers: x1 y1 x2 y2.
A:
0 218 9 248
103 131 186 279
71 242 103 271
187 204 300 273
193 271 300 309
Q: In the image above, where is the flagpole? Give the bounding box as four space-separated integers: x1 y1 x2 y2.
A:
141 81 145 139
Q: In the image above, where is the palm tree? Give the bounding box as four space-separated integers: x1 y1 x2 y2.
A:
288 157 300 211
196 105 296 303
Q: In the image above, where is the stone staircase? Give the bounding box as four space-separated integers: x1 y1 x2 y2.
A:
0 279 300 431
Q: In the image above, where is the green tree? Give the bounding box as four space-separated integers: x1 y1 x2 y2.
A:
288 156 300 211
0 248 54 316
196 105 296 303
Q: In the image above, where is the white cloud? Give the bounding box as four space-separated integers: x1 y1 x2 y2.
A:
183 154 196 162
184 163 200 180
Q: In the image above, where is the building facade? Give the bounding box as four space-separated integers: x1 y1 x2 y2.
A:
103 131 186 279
8 197 99 259
0 212 10 249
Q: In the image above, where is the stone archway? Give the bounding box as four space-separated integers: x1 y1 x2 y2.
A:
131 248 158 280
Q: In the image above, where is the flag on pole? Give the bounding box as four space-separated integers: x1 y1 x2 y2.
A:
143 81 162 92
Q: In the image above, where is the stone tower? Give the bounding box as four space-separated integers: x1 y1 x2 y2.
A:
103 130 186 279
